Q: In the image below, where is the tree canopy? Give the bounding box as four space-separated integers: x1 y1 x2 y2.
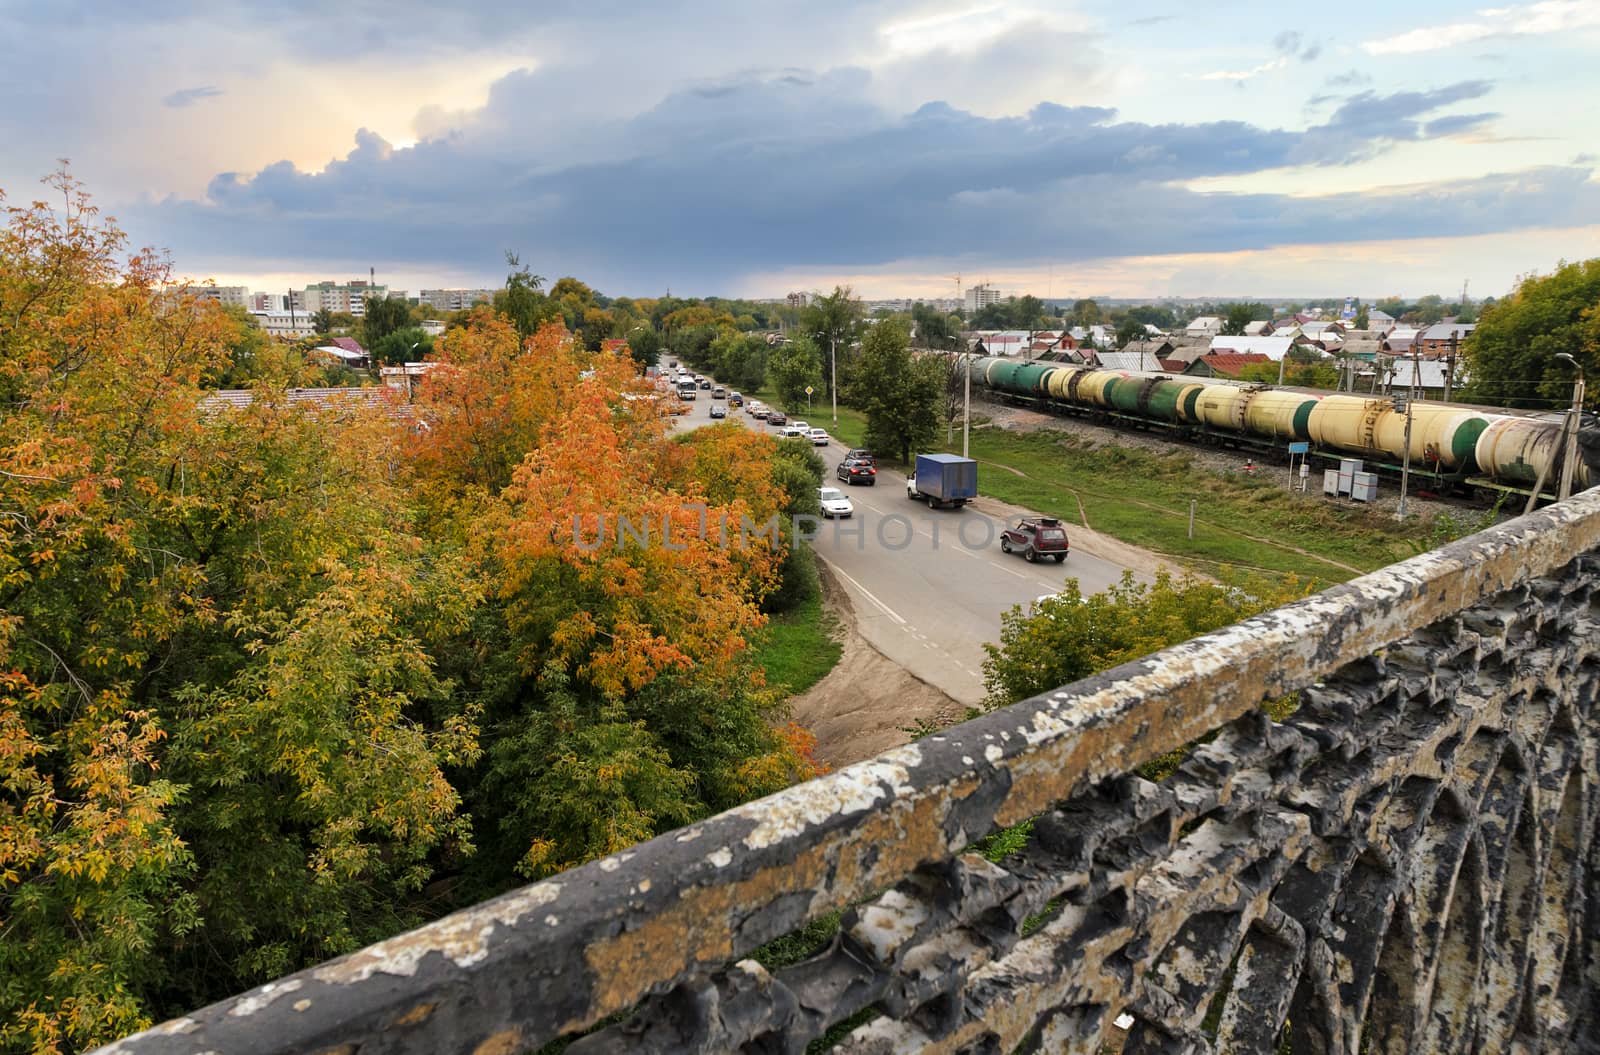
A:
0 176 823 1051
1460 259 1600 410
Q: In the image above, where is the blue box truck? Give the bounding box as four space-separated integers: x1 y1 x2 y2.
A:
906 453 978 509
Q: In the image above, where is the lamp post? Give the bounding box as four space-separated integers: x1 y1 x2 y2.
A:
830 334 838 429
1556 353 1586 501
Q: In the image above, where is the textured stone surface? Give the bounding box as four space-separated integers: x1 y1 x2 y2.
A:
96 490 1600 1055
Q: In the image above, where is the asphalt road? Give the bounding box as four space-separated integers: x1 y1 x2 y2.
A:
667 386 1131 706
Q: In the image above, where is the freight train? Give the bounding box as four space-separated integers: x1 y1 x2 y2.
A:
963 356 1589 497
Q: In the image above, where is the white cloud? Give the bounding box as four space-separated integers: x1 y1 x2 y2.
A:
1200 56 1289 82
1362 0 1600 55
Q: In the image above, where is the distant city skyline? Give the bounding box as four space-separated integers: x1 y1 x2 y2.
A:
8 1 1596 298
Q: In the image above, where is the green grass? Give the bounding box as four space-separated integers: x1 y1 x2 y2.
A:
935 428 1427 587
747 556 843 697
746 385 871 451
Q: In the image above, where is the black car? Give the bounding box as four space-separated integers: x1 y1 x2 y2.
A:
837 458 877 486
1000 516 1070 563
767 411 788 426
699 379 712 389
844 448 876 465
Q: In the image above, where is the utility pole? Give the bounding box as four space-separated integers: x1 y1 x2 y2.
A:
1443 333 1457 403
963 351 971 458
1557 353 1586 501
1395 355 1420 520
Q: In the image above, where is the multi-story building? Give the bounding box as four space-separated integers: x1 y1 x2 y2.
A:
964 284 1002 312
250 310 318 338
786 291 809 309
193 285 250 307
302 280 390 317
248 292 288 312
419 288 495 312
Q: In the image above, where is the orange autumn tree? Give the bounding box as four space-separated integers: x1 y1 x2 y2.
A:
406 312 648 509
470 380 817 879
0 174 478 1052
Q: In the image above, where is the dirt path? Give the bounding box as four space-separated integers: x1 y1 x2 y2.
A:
787 562 965 769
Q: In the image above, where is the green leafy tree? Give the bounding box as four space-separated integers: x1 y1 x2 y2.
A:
800 286 862 396
372 325 435 365
311 306 336 334
1114 316 1146 348
1461 259 1600 409
1013 295 1049 330
494 252 560 339
1220 302 1269 336
911 302 961 350
852 320 942 464
1070 298 1103 327
362 293 412 349
1354 308 1370 330
769 337 824 410
627 325 663 367
982 571 1305 710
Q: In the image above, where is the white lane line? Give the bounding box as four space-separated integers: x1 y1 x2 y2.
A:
987 560 1031 580
827 562 908 626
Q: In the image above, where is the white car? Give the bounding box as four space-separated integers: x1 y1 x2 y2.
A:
791 420 810 431
808 428 829 446
781 424 806 439
747 401 765 416
818 486 854 519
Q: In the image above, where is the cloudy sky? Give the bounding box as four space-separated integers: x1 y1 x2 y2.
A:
3 0 1598 300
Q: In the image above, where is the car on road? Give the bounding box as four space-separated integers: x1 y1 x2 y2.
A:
837 458 877 486
1000 516 1069 563
817 486 854 519
844 448 875 465
699 378 712 389
710 403 726 418
790 420 809 432
768 411 788 426
808 428 829 446
728 392 743 407
713 387 726 399
781 424 806 438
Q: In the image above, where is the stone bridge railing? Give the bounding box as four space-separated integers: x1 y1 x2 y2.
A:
99 492 1600 1055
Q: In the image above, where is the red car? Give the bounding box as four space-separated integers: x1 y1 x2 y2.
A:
1000 516 1069 562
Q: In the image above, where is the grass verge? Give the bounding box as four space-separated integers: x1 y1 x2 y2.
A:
748 549 843 697
942 428 1431 586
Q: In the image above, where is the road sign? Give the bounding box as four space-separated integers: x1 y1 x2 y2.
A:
805 385 814 395
1287 441 1310 454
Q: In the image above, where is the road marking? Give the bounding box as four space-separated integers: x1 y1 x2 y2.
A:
827 562 908 626
987 560 1030 580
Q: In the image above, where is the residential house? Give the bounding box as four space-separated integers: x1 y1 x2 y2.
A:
1164 335 1213 364
1094 351 1162 373
1375 355 1469 399
1383 328 1420 355
1243 320 1274 336
1366 309 1396 329
1121 339 1177 368
381 361 441 399
1298 321 1345 343
1338 338 1384 363
1186 352 1272 379
1186 315 1223 338
1418 322 1475 357
1209 335 1296 361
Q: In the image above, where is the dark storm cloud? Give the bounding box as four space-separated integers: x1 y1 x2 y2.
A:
163 85 224 108
128 73 1587 293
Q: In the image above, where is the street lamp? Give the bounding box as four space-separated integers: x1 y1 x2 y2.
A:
1555 353 1586 501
